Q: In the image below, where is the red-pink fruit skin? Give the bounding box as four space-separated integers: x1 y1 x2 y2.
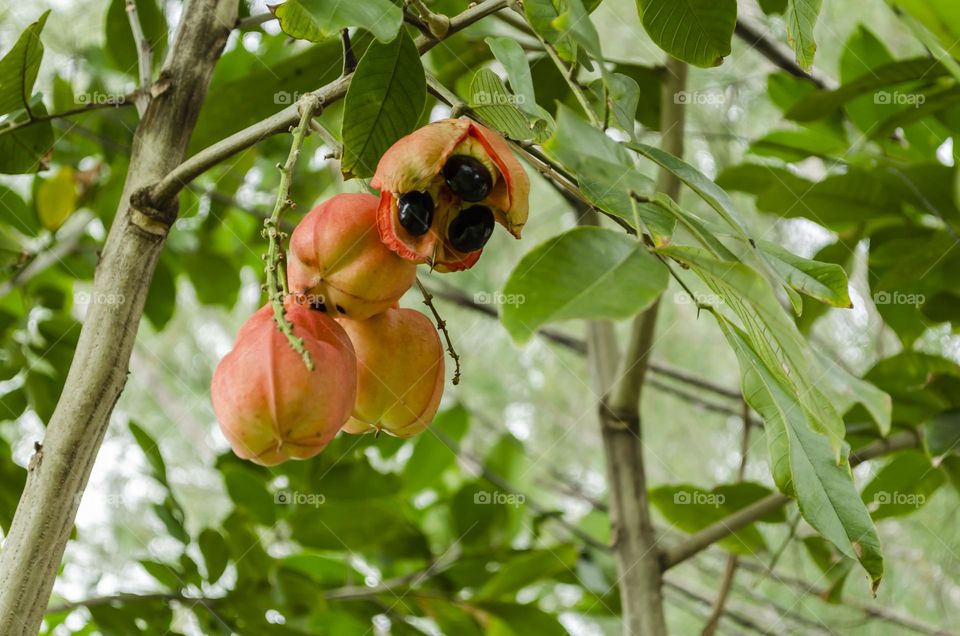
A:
338 308 444 438
211 303 358 466
287 193 417 320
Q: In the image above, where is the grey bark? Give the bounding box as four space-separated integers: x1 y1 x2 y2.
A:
0 1 236 633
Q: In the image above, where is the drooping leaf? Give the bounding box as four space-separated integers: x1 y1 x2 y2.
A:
0 10 50 117
635 0 736 67
501 227 668 343
757 240 852 309
270 0 402 44
341 29 425 179
785 0 822 70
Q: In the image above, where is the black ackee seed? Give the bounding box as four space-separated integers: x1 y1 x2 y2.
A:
397 191 434 236
448 205 494 253
442 155 493 202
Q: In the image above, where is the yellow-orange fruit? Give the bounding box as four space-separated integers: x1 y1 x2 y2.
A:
338 308 445 438
211 303 357 465
287 193 418 320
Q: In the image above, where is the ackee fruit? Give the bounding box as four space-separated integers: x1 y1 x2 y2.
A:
287 193 418 320
338 307 444 438
211 303 357 466
372 118 529 272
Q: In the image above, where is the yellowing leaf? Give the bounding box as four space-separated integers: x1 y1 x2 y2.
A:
37 167 77 231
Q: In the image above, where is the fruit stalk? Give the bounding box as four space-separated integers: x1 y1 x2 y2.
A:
264 93 321 371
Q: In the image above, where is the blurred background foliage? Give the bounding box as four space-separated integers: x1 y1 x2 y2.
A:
1 0 959 634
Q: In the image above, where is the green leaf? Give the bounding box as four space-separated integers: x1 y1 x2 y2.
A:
403 405 469 491
716 317 883 590
626 141 751 241
139 560 182 589
0 184 37 236
0 103 53 174
485 37 537 114
222 465 276 526
862 451 944 519
105 0 167 75
36 167 76 231
501 227 668 343
0 10 50 117
785 57 948 122
814 350 892 436
785 0 822 70
635 0 736 67
476 601 568 636
468 69 535 141
198 528 230 583
757 240 852 309
650 482 782 555
143 255 176 331
524 0 577 62
341 29 425 179
476 545 579 600
270 0 402 43
129 422 168 486
924 409 960 459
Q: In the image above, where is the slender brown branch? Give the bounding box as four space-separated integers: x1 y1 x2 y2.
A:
661 429 922 570
126 0 153 114
415 278 461 385
734 19 829 89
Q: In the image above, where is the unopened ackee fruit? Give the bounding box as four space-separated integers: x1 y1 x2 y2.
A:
211 303 357 466
372 118 530 272
339 307 444 438
287 193 418 320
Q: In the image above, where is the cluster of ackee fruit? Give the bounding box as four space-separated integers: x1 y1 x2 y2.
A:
211 119 529 465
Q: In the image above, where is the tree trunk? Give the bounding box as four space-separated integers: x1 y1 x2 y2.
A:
586 56 687 636
0 1 236 632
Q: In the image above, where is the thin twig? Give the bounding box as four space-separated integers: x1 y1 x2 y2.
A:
263 94 321 371
416 278 461 385
733 19 829 89
125 0 153 115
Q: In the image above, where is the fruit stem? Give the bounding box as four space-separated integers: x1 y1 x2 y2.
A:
264 93 322 371
416 277 461 385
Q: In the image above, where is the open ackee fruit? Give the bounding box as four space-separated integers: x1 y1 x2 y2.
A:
371 118 530 272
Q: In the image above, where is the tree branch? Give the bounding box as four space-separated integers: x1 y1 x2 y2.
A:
126 0 154 114
0 2 238 633
734 19 829 89
660 429 922 570
144 0 509 208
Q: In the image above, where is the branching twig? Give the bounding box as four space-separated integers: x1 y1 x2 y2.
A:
125 0 153 115
263 94 321 371
416 278 461 385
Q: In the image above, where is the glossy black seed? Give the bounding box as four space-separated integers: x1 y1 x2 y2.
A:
397 191 434 236
336 305 346 314
448 205 495 253
310 300 327 312
442 155 493 202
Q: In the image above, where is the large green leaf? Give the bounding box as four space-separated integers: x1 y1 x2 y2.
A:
862 451 944 520
403 405 469 492
475 545 579 600
468 69 535 141
0 10 49 117
757 240 852 308
650 482 783 555
785 0 822 70
500 227 668 343
341 29 425 179
635 0 736 67
270 0 402 43
785 57 948 121
717 317 883 590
